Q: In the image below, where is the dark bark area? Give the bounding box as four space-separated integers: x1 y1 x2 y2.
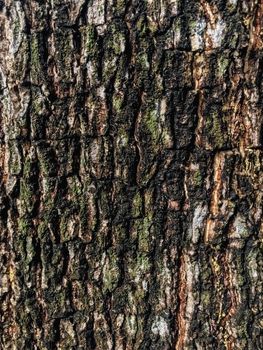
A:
0 0 263 349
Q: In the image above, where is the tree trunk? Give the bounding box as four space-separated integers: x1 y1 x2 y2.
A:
0 0 262 349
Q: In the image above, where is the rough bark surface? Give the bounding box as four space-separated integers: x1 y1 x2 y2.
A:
0 0 263 349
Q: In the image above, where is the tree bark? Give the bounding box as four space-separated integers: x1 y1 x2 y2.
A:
0 0 262 349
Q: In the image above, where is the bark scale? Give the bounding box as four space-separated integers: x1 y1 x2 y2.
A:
0 0 262 349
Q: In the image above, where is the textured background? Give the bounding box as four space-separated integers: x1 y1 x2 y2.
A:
0 0 262 349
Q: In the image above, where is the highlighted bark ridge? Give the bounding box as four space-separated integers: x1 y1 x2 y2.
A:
0 0 262 349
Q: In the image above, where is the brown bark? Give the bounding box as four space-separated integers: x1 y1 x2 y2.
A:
0 0 262 349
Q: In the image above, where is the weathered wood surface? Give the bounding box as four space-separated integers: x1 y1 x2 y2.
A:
0 0 262 349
